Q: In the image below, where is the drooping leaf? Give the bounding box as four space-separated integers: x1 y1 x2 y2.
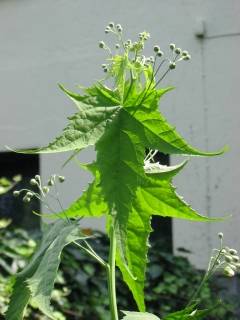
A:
6 220 86 320
121 310 160 320
163 303 219 319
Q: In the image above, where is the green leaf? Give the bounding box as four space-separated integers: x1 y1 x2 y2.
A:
121 310 160 320
42 104 224 311
43 163 108 219
130 108 227 156
10 85 120 154
163 303 219 319
6 220 86 320
10 68 226 313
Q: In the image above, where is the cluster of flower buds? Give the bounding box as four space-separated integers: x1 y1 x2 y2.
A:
167 43 191 71
13 174 65 203
134 55 154 68
209 232 240 278
139 31 150 41
104 22 122 34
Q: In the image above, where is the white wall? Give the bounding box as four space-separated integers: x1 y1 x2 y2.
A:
0 0 239 268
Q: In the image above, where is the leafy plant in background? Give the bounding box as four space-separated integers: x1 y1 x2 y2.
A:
0 224 237 319
0 175 21 196
5 22 239 319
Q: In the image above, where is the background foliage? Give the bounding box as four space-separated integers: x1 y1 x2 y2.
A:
0 223 237 319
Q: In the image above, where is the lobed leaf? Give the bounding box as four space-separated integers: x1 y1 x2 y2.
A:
129 108 227 156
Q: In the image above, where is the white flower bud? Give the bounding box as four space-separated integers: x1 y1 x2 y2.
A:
35 175 40 181
218 232 224 239
26 191 33 197
169 62 176 70
182 50 189 56
153 45 160 53
232 256 240 263
13 190 20 197
99 41 105 49
30 178 37 186
174 47 182 54
224 266 235 277
23 195 31 203
115 43 120 49
58 176 65 183
229 249 238 255
108 22 114 28
225 255 233 263
183 54 191 61
116 24 122 32
169 43 176 50
157 51 164 57
43 186 50 194
149 56 154 63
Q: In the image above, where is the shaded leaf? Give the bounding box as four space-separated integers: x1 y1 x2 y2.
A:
6 220 86 320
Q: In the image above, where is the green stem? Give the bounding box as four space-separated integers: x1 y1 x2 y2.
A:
186 248 223 308
107 223 119 320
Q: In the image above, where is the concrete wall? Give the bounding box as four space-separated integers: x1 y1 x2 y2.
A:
0 0 239 268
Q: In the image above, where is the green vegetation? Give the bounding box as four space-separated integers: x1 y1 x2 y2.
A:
4 22 238 319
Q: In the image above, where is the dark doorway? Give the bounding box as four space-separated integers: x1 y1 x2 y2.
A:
0 152 40 230
148 151 172 252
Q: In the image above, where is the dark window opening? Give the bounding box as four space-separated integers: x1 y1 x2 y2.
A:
0 152 40 230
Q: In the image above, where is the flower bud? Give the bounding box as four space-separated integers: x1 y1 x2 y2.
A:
169 43 176 50
23 195 31 203
99 41 105 49
183 54 191 61
218 232 224 239
157 51 163 57
58 176 65 183
169 62 176 70
232 255 239 263
35 175 40 181
30 178 38 186
26 191 33 197
116 24 122 32
149 56 154 63
224 266 235 277
115 43 120 49
225 255 233 263
13 190 20 197
108 22 114 28
153 45 160 53
229 249 238 255
182 50 189 56
43 186 50 194
174 47 182 54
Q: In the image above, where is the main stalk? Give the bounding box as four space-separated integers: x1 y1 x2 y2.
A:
107 222 119 320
